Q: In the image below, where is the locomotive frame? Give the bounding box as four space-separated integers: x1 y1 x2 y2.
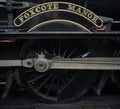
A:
0 0 120 103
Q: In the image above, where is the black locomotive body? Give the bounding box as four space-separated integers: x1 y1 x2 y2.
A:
0 0 120 103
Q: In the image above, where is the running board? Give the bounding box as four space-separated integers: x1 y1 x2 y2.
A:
0 32 120 39
0 58 120 71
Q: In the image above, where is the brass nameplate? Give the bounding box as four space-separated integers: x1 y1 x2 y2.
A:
14 2 103 27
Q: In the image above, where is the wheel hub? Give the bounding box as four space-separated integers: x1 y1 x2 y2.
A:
34 55 49 72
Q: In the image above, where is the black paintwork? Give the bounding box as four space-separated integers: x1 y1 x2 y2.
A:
86 0 120 20
0 0 120 23
14 0 120 20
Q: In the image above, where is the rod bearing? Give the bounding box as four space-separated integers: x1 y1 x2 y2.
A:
34 58 50 72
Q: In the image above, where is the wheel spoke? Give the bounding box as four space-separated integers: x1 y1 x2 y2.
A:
58 41 61 56
58 73 76 94
28 73 47 83
82 52 91 58
76 51 91 58
49 41 56 56
113 48 118 57
46 78 55 96
67 48 77 58
57 78 60 93
36 76 51 92
117 49 120 57
63 41 71 57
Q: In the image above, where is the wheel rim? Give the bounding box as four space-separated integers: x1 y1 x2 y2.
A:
19 39 97 103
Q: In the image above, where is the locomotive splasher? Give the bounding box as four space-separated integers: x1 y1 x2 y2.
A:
0 0 120 103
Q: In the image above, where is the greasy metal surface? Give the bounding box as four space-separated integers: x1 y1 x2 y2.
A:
0 59 33 68
50 58 120 70
1 58 120 70
0 60 22 67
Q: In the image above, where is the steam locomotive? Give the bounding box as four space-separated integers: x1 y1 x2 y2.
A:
0 0 120 103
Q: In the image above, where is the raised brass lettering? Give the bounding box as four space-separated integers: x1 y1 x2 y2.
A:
41 5 47 11
92 16 99 24
24 13 30 19
18 16 24 24
29 9 36 16
47 3 53 10
35 7 41 12
67 4 75 12
75 7 82 13
14 2 103 27
81 9 88 16
53 3 59 10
